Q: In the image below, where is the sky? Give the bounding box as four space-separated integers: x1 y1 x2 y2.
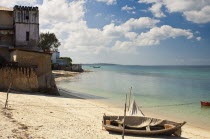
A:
1 0 210 65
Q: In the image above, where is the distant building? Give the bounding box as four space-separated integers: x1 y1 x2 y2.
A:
49 50 60 63
56 58 71 66
0 5 39 51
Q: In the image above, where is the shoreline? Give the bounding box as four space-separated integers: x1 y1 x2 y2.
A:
53 70 210 132
59 87 210 131
52 70 92 81
0 90 210 138
0 70 209 138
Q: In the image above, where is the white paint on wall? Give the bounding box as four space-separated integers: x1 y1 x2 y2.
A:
14 6 39 49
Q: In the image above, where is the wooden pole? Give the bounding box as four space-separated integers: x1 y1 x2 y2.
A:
128 87 132 111
122 94 127 139
4 83 12 109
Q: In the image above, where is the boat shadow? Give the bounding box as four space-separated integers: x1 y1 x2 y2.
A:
107 131 188 139
201 106 210 109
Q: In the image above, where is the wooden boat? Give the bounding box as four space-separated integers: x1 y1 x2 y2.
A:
200 101 210 106
103 115 186 136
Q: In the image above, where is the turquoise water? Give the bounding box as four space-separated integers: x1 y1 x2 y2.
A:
56 65 210 129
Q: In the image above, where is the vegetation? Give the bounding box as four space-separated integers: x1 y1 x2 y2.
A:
60 57 72 65
38 32 61 52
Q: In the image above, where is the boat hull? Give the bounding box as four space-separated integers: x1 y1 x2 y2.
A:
103 116 186 137
201 101 210 106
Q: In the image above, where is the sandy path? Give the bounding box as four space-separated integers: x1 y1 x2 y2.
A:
0 91 210 139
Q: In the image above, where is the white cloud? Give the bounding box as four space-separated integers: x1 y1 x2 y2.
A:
122 5 135 11
121 5 136 14
149 3 166 18
0 0 196 57
39 0 85 26
103 17 160 39
95 0 117 5
183 6 210 24
196 37 202 41
138 0 210 23
112 25 194 51
0 0 37 8
131 11 136 14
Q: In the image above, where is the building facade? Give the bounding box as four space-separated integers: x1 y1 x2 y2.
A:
0 6 14 48
50 51 60 63
0 5 39 51
0 5 58 95
14 6 39 50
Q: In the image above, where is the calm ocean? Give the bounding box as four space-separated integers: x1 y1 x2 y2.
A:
56 65 210 129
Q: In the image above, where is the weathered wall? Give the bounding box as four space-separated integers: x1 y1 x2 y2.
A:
0 66 39 92
0 47 10 62
0 11 13 28
0 11 14 47
0 30 14 46
10 49 59 95
10 49 51 76
14 6 39 50
15 24 39 49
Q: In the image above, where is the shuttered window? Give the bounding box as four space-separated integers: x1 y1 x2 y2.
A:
26 32 29 41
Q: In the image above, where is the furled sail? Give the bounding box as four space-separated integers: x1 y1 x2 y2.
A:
127 87 144 116
127 99 145 116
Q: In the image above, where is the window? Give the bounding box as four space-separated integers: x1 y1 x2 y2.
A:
25 11 29 20
26 32 29 41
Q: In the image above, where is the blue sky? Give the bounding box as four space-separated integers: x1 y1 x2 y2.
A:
1 0 210 65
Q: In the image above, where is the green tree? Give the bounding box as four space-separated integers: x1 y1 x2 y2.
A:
38 32 61 52
60 57 72 65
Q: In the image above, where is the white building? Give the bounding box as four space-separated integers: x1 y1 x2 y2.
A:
0 5 39 51
50 51 60 63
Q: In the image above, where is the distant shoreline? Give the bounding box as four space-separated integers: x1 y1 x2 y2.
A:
82 63 210 67
52 70 91 81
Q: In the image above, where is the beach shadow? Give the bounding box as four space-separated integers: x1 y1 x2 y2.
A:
0 87 106 100
107 131 188 139
58 88 106 99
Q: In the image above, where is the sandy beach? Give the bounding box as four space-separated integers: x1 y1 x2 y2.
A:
0 89 210 139
0 70 209 139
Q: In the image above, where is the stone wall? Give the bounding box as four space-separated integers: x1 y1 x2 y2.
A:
0 10 13 28
0 10 14 47
8 49 59 95
0 47 10 62
10 49 51 76
0 66 39 92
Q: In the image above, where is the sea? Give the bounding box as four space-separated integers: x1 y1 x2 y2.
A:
56 65 210 129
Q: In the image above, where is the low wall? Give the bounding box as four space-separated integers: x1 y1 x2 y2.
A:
0 66 39 92
0 65 59 95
